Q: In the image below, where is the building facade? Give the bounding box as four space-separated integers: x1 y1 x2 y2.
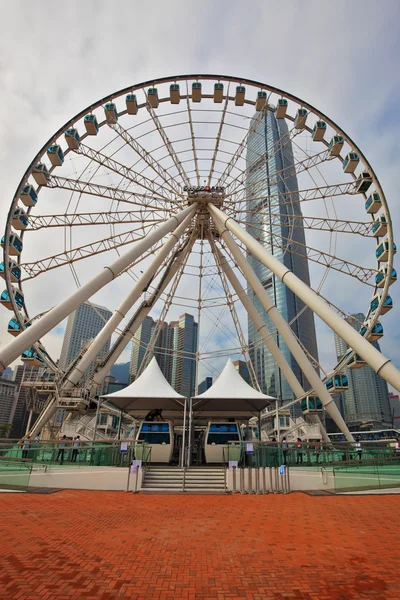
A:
246 108 319 400
334 313 392 428
233 360 250 385
198 376 213 395
59 302 112 381
0 378 18 435
11 365 44 438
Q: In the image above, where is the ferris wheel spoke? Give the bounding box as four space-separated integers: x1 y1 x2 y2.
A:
20 226 164 280
236 213 374 237
75 143 176 202
109 122 184 197
207 92 230 187
27 210 166 230
186 89 201 186
146 101 192 187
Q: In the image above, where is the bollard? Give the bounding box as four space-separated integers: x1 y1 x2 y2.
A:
269 467 274 492
232 466 237 493
248 467 254 493
240 466 246 494
255 467 260 494
262 467 267 494
274 467 280 493
286 465 291 493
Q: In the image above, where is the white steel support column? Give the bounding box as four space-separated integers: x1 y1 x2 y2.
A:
64 208 196 389
0 205 196 371
211 210 354 442
209 203 400 393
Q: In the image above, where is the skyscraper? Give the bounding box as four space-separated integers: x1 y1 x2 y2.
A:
130 316 159 382
11 364 43 437
246 109 319 400
334 313 392 428
233 360 250 384
59 302 112 380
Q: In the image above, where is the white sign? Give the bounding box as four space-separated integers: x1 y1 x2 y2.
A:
130 460 142 474
120 442 128 453
229 461 238 469
246 443 254 454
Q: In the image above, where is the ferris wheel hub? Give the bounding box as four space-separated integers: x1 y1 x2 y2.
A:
185 185 226 209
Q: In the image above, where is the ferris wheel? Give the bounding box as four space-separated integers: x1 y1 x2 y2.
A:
0 74 398 441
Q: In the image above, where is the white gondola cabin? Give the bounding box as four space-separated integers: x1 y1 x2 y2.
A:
104 102 118 124
147 88 159 108
0 260 21 283
32 163 50 186
372 215 387 237
8 317 30 337
235 86 245 106
343 152 359 173
21 347 45 367
365 192 382 214
47 144 64 166
370 292 393 315
192 82 202 102
294 108 308 130
256 91 267 111
325 374 349 393
84 114 99 135
1 234 23 256
169 84 180 104
0 288 24 310
276 98 288 119
204 422 242 464
346 352 367 369
135 421 173 463
355 170 372 193
376 239 396 262
301 396 323 414
328 135 344 157
20 184 38 207
312 120 327 141
360 320 383 342
375 266 397 289
65 128 81 150
213 82 223 103
125 94 138 115
12 208 28 231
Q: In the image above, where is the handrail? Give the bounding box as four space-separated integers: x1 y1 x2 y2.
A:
182 466 186 492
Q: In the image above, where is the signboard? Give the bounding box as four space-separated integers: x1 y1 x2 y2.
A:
120 442 128 453
130 460 142 474
279 465 285 476
246 443 254 454
229 461 238 469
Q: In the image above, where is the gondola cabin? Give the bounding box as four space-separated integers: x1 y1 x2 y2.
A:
301 396 323 414
147 88 159 108
376 239 396 263
254 90 267 111
12 208 28 231
65 128 81 150
169 84 180 104
343 151 359 174
346 352 367 369
125 94 138 115
276 98 288 119
359 320 383 342
0 260 21 283
294 108 308 130
375 266 397 289
325 374 349 392
214 82 224 103
8 317 30 337
0 288 24 310
235 85 245 106
372 215 387 237
135 421 173 463
355 170 372 193
47 144 64 167
365 192 381 214
370 292 393 315
328 135 344 157
192 82 202 102
1 234 23 256
32 163 50 186
20 184 38 207
104 102 118 124
204 422 241 463
21 347 45 367
84 114 99 135
312 120 327 141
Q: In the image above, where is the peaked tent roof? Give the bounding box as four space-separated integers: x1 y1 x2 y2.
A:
192 359 275 414
101 357 185 412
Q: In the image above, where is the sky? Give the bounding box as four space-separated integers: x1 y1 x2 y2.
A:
0 0 399 390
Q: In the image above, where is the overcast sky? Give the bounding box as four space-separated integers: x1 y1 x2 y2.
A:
0 0 399 388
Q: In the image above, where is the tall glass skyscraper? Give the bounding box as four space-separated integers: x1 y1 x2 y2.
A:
246 109 319 400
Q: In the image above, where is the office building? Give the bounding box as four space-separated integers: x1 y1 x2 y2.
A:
233 360 250 385
130 316 155 382
0 378 18 435
334 313 392 428
246 108 318 400
59 302 112 381
389 393 400 429
198 377 213 395
11 365 43 437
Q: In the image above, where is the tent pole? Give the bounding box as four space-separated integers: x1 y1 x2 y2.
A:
181 398 187 468
187 397 193 467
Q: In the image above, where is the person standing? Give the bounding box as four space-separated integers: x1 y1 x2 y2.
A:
56 435 67 465
21 435 30 460
296 438 303 465
71 436 80 463
281 437 288 465
314 440 322 464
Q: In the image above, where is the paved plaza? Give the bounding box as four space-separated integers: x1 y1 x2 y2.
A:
0 491 399 599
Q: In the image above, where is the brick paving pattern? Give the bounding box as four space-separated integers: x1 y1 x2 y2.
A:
0 491 399 599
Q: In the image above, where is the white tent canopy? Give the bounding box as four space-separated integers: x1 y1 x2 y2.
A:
192 358 275 414
101 356 185 412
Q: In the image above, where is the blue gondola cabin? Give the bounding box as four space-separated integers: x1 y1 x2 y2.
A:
170 84 180 104
84 114 99 135
0 287 24 310
1 234 22 256
328 135 344 157
214 82 223 103
126 94 138 115
0 260 21 283
20 184 38 207
375 266 396 289
12 208 28 231
312 120 327 142
47 144 64 167
65 128 81 150
104 102 118 124
32 163 50 186
276 98 288 119
147 88 159 108
370 292 393 315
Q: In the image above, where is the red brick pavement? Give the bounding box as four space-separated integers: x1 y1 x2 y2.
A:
0 491 399 599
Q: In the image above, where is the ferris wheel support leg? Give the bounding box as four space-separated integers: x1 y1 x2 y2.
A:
90 235 196 389
63 208 196 389
211 208 354 443
29 395 58 439
209 203 400 394
0 205 196 371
